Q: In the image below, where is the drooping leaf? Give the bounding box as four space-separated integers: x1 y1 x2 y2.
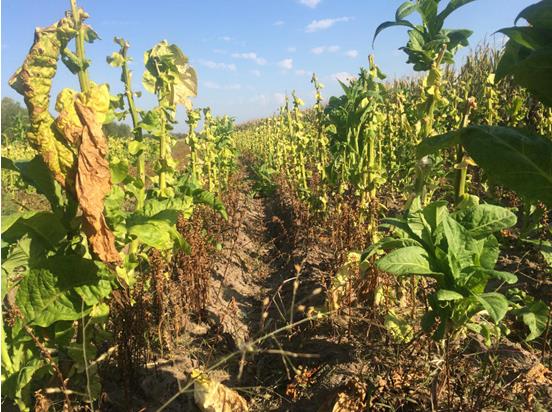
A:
373 20 416 46
8 14 79 189
376 246 440 276
436 289 464 301
1 156 62 210
2 212 67 249
437 0 477 28
474 292 509 323
417 130 460 158
460 126 552 206
192 188 228 220
74 85 121 264
516 300 549 340
515 0 552 27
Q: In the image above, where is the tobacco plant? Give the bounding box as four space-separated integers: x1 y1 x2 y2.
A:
374 0 475 203
2 3 119 408
324 57 387 236
1 2 229 409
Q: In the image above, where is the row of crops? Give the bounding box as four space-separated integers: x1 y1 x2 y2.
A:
234 0 552 406
1 0 551 410
1 0 239 409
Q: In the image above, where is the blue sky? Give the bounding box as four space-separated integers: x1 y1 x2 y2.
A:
1 0 535 129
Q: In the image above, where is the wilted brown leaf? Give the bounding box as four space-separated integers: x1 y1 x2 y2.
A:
74 99 120 264
192 369 249 412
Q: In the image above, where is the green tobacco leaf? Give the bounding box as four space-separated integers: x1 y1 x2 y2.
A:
460 126 552 206
508 46 552 107
192 188 228 220
15 256 111 327
464 267 518 285
515 0 552 27
110 159 129 184
441 215 476 273
437 0 477 24
474 292 509 323
2 212 67 249
143 197 194 220
376 246 439 276
127 219 189 252
421 200 449 233
2 156 62 210
396 1 417 20
498 27 552 51
453 203 517 239
106 51 124 68
517 300 549 340
128 140 147 155
373 20 416 46
16 269 86 327
416 131 460 158
43 255 113 306
436 289 464 301
477 235 500 270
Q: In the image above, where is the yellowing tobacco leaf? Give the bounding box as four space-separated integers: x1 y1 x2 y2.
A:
8 14 78 188
328 252 361 312
55 88 82 145
191 369 248 412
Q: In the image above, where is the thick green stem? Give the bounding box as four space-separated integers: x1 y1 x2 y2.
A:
120 43 146 210
159 115 167 195
70 0 90 93
408 47 447 207
454 99 474 204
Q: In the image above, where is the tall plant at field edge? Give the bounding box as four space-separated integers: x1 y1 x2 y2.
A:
374 0 475 205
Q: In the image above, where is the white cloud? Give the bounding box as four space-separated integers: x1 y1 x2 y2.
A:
273 20 285 26
278 58 293 70
345 49 359 59
299 0 321 8
287 46 297 53
332 72 356 84
250 94 269 106
198 59 237 71
220 36 233 42
250 69 261 77
274 93 287 105
213 48 228 55
295 69 309 76
311 46 325 55
203 81 221 89
311 45 340 54
202 81 242 90
231 52 267 65
306 17 352 32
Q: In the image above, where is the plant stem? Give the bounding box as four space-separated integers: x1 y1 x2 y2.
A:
70 0 89 93
409 46 447 207
120 42 146 210
454 98 475 204
159 113 167 195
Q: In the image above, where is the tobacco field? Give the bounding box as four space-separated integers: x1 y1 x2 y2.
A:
1 0 551 411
